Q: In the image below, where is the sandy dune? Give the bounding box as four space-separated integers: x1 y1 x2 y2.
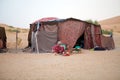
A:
0 32 120 80
99 16 120 32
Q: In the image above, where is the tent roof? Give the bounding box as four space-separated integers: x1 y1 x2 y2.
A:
31 17 100 26
32 17 59 24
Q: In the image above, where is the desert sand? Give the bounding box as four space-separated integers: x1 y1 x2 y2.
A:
0 31 120 80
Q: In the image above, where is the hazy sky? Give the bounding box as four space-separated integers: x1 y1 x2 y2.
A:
0 0 120 28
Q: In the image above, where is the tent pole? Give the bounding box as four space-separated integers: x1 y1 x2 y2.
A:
35 31 39 53
16 30 18 53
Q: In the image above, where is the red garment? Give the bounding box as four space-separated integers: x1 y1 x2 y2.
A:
52 44 64 53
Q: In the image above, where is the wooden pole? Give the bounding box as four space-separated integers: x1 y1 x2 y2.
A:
16 30 18 53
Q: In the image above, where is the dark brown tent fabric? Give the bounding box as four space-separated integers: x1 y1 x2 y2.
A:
27 24 37 47
94 25 102 47
58 19 86 49
58 18 102 49
84 24 102 49
0 39 3 48
27 25 32 47
84 24 94 49
91 25 102 48
0 27 7 49
101 35 115 50
36 24 58 53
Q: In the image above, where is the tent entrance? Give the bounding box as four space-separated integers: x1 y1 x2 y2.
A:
73 33 84 48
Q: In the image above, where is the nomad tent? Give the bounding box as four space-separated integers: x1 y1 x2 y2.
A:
0 27 7 49
27 17 115 53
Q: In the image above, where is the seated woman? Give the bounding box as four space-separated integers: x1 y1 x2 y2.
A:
52 41 71 56
52 41 65 55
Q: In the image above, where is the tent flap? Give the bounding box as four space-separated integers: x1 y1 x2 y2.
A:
58 20 86 48
101 35 115 50
37 26 58 53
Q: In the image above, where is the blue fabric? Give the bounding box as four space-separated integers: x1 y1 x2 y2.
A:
75 46 81 49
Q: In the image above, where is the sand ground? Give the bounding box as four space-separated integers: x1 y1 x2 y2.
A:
0 32 120 80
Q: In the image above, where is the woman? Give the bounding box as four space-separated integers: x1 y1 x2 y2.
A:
52 41 70 56
52 41 65 54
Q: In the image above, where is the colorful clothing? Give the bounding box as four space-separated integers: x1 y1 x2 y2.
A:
52 44 64 53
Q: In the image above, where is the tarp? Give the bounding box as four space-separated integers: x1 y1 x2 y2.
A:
36 24 58 53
